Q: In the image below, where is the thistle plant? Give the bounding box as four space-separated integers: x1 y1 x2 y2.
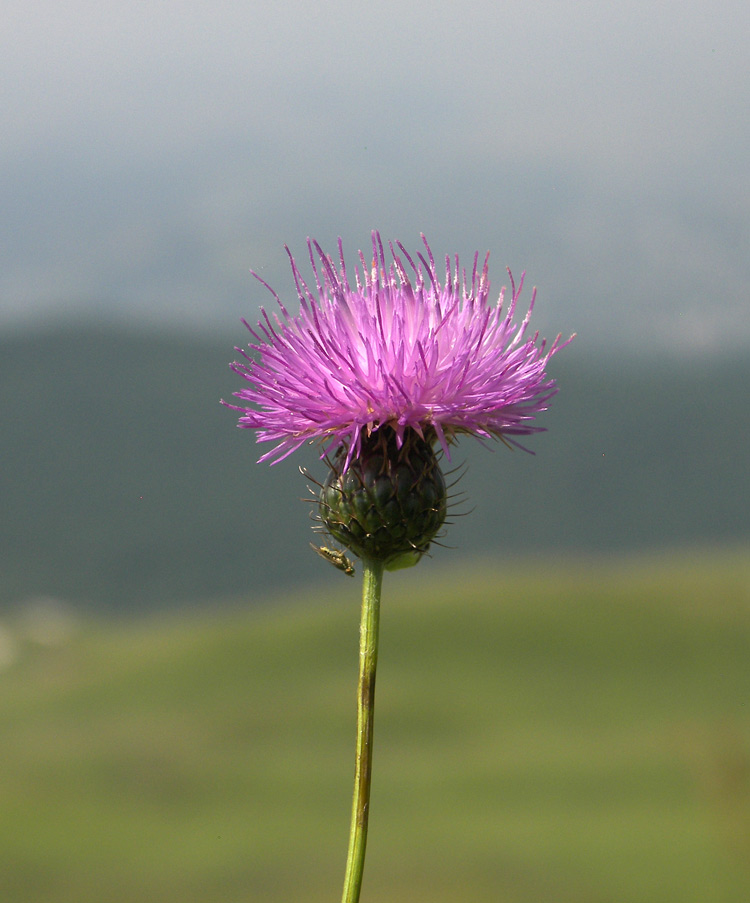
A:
224 231 572 902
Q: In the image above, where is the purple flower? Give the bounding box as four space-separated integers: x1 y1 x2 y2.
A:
225 232 572 466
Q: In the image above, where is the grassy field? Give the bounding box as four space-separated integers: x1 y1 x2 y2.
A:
1 548 749 902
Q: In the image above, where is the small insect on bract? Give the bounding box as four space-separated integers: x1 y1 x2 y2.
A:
310 543 356 576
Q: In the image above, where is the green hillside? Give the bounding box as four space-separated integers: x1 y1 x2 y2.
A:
1 324 748 613
1 549 749 902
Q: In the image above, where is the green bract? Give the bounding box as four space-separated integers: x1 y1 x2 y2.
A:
319 429 447 566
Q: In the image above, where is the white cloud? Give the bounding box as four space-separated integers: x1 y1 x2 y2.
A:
1 0 749 349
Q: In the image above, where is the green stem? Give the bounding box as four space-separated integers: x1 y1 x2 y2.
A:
340 557 384 903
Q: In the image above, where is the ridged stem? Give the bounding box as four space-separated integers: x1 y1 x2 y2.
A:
340 557 384 903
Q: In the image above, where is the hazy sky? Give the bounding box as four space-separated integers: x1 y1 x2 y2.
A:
2 0 748 354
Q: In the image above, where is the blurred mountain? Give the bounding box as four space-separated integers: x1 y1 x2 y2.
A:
1 324 747 613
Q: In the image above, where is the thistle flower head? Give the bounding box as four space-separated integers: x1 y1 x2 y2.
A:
225 232 571 469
